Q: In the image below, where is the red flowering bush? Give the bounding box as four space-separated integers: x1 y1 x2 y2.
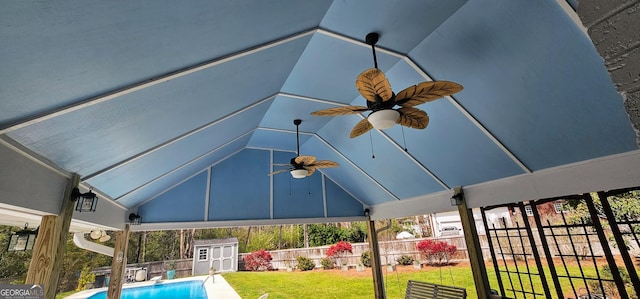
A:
326 241 353 266
244 249 273 271
416 239 457 265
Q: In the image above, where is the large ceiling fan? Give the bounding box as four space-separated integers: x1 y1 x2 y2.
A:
268 119 339 178
311 32 463 138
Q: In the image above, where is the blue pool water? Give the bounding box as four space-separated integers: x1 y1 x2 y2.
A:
88 281 207 299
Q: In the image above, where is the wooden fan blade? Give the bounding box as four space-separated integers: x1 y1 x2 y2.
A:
310 160 339 168
350 118 374 138
311 106 369 116
295 155 316 165
268 168 290 176
305 166 317 176
356 68 393 103
395 81 463 106
397 107 429 129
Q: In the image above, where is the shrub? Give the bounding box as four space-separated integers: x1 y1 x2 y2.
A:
360 250 371 267
417 239 457 266
296 256 315 271
320 257 334 270
244 249 273 271
75 266 95 291
326 241 353 266
326 241 353 257
396 254 414 265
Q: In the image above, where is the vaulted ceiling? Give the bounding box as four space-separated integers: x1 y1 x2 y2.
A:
1 0 639 231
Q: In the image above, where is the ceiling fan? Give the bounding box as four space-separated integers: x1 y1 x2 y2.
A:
89 229 111 242
268 119 339 178
311 32 464 138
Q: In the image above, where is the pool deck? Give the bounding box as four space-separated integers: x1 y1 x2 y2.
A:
65 275 242 299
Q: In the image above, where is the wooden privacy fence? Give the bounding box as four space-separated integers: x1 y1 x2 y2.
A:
240 236 487 270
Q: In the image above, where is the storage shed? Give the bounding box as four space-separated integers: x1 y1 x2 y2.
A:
192 238 239 275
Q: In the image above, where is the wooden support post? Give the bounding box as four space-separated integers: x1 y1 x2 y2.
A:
26 174 79 299
366 219 386 299
456 188 491 299
107 224 130 299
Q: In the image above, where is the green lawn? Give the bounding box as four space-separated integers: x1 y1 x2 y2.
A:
224 266 483 299
223 264 615 299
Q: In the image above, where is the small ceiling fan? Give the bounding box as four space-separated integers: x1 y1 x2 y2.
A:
89 229 111 242
311 32 463 138
268 119 339 178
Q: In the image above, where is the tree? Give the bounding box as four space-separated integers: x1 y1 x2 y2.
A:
0 226 32 283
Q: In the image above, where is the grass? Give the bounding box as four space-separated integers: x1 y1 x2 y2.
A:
223 266 481 299
223 264 616 299
56 290 77 299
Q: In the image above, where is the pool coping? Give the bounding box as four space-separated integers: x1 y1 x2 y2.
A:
64 275 241 299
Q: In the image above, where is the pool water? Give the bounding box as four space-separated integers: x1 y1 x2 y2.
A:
88 281 208 299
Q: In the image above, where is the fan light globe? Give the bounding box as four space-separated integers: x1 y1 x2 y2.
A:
290 169 308 179
368 110 400 130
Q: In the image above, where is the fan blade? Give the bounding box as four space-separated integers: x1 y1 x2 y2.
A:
268 168 291 176
305 166 317 176
309 160 339 168
356 68 393 103
397 107 429 129
350 118 374 138
311 106 369 116
295 155 316 165
272 163 291 166
395 81 463 106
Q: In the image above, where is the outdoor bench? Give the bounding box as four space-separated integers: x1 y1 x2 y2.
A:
405 280 467 299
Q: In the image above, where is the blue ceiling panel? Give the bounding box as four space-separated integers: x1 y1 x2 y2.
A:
380 62 526 186
272 151 325 219
137 172 208 223
0 0 331 127
325 178 365 217
409 0 638 171
320 0 468 54
299 134 406 205
281 33 400 104
86 100 272 198
120 135 252 208
313 117 447 199
258 95 337 132
209 149 271 221
247 129 311 153
7 36 308 176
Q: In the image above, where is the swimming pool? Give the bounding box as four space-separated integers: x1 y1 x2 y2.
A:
65 276 241 299
87 280 207 299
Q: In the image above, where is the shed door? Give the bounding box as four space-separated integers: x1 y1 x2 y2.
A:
193 247 210 275
211 243 237 272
